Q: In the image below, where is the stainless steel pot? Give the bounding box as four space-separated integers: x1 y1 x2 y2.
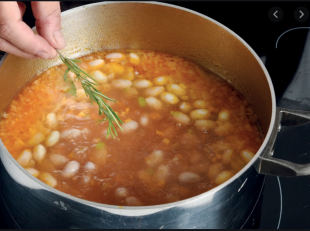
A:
0 1 308 229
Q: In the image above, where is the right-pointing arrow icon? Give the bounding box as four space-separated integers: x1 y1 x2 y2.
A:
295 7 309 22
274 10 278 18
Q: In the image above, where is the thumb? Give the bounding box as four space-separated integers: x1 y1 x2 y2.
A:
31 1 66 49
17 2 26 17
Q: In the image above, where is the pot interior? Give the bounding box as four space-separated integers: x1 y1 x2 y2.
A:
0 2 273 136
0 3 275 209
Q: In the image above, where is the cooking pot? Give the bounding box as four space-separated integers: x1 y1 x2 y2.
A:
0 1 309 229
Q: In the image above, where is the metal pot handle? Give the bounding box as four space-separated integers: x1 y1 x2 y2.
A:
255 107 310 177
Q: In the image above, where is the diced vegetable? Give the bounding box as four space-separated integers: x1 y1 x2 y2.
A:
95 142 105 150
138 97 146 107
156 130 165 136
163 138 170 144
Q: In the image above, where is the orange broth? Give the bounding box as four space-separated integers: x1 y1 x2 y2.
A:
0 50 263 206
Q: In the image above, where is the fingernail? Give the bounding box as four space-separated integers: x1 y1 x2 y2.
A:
36 51 49 59
53 30 66 48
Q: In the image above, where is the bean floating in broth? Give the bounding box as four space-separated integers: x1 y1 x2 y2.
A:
0 50 264 206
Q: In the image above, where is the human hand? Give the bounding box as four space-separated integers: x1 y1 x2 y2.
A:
0 1 65 59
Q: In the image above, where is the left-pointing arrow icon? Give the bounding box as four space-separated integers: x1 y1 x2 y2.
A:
269 7 283 22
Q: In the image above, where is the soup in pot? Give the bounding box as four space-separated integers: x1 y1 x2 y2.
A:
0 50 263 206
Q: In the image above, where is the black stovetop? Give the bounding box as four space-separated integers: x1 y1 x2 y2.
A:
2 1 310 229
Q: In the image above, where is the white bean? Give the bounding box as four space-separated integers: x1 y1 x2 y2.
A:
39 172 57 188
28 160 35 168
129 53 140 65
160 92 179 105
178 172 201 183
145 97 162 110
17 149 32 167
133 79 153 89
111 79 132 89
61 160 80 178
26 168 40 178
61 129 79 139
156 165 169 181
27 132 46 147
121 120 139 134
231 158 246 172
129 53 139 59
190 109 211 120
102 128 112 140
126 67 135 81
194 119 217 131
126 197 143 206
83 56 93 61
215 171 233 185
60 128 88 139
115 187 128 198
46 113 58 129
146 150 164 167
144 86 165 97
33 144 46 163
166 83 186 97
84 161 96 171
49 154 69 167
77 89 88 100
179 102 193 113
140 115 149 126
107 73 115 80
68 71 76 78
241 150 255 163
45 131 60 147
90 70 108 84
125 87 138 97
106 53 124 59
170 111 191 125
208 163 223 180
153 76 168 86
88 59 104 67
218 110 230 122
106 62 124 75
81 175 91 184
214 123 232 136
222 149 233 165
91 148 108 166
193 100 209 109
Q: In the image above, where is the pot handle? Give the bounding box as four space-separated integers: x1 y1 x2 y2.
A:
256 107 310 177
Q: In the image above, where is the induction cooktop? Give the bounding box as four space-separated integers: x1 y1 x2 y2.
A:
1 1 310 229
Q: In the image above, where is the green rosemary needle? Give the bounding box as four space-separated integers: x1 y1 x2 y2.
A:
56 50 123 139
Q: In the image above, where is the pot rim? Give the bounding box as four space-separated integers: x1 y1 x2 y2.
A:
0 1 276 211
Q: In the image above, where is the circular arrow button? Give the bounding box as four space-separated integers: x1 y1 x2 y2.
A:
269 7 284 22
294 7 309 22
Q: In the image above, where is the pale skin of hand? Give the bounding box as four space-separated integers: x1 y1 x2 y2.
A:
0 1 66 59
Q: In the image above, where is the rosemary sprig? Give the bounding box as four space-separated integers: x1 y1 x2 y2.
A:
56 50 123 139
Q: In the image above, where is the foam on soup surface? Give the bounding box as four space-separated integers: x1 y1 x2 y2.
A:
0 50 263 206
